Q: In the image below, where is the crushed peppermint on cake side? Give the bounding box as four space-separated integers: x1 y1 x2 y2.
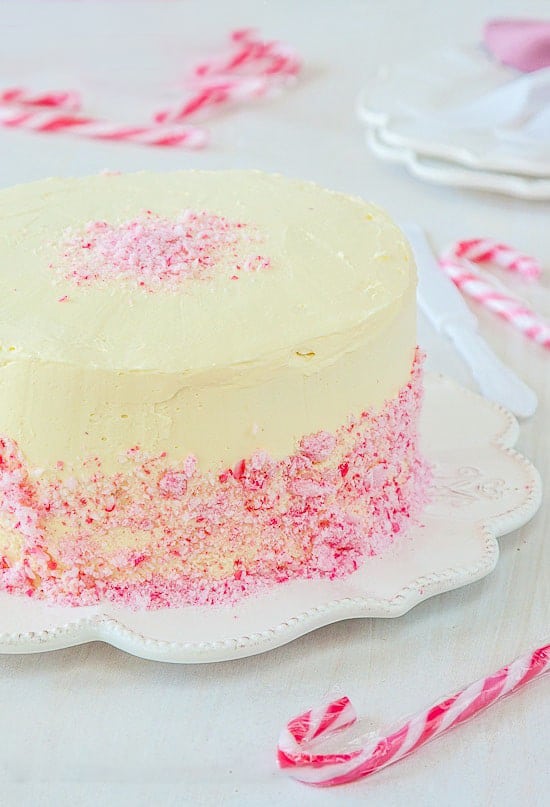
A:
0 351 431 610
54 210 271 291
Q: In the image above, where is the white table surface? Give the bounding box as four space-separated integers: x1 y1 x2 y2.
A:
1 2 549 805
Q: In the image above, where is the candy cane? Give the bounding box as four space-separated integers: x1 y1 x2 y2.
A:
154 76 270 124
439 240 550 349
231 28 302 76
450 238 542 279
194 28 301 79
278 644 550 787
156 30 300 124
0 107 207 149
0 87 81 110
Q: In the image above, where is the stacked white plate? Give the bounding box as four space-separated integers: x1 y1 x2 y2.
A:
357 46 550 200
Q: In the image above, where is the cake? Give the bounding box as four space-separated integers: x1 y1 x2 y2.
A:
0 170 429 608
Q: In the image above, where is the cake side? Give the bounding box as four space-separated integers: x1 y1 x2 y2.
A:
0 352 429 608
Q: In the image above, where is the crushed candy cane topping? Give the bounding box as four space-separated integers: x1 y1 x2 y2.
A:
0 352 429 609
55 210 271 291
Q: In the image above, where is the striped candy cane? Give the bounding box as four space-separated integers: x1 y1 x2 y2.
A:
439 239 550 349
0 87 81 110
278 644 550 787
450 238 541 279
0 107 207 149
154 76 270 124
156 30 300 124
194 28 301 79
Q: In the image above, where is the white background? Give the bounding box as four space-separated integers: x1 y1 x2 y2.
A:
0 1 549 805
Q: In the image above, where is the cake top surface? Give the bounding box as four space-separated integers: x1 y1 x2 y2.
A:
0 170 414 376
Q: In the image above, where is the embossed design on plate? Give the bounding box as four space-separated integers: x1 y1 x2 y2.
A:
428 464 510 511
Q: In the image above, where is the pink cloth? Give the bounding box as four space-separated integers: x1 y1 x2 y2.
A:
484 19 550 72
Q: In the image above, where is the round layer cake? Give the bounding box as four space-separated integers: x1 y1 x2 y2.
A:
0 170 429 607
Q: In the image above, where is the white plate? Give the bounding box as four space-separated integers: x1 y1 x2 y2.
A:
366 128 550 200
0 374 541 663
358 46 550 178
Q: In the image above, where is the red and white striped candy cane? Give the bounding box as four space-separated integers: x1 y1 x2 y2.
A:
450 237 541 279
0 86 81 110
0 107 207 149
194 28 301 79
154 76 270 124
230 28 301 76
156 29 300 125
278 643 550 787
439 239 550 350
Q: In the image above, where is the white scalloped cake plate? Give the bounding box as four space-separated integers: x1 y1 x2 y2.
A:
0 374 542 663
365 128 550 200
357 46 550 178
